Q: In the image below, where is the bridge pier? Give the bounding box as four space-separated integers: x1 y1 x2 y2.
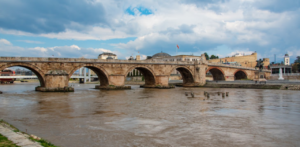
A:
36 70 74 92
155 75 169 86
95 75 131 90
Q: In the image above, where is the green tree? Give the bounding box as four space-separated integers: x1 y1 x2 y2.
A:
292 63 299 73
210 55 219 59
294 56 300 72
204 52 210 60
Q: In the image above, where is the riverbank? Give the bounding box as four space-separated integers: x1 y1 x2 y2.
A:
0 133 19 147
0 120 57 147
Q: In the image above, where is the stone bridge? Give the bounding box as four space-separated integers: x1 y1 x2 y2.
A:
0 56 270 91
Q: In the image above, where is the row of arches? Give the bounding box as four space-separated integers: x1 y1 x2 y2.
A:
206 67 248 81
0 64 197 87
1 63 249 88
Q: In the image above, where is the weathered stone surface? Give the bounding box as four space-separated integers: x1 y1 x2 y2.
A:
281 85 300 90
0 123 42 147
0 56 271 91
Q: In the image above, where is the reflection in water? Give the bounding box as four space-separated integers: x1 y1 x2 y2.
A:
1 83 300 147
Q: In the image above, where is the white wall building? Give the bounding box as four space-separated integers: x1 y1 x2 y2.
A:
98 52 117 59
284 53 290 65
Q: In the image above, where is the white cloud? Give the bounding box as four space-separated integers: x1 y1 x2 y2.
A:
0 43 121 59
0 0 299 62
17 40 44 44
94 48 113 53
0 39 12 45
29 47 47 52
70 45 81 50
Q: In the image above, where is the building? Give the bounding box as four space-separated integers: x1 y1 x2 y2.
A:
148 52 204 62
270 53 292 74
208 52 270 68
284 53 290 65
270 65 292 74
98 52 117 59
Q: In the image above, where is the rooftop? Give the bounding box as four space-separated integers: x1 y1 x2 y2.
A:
99 52 116 56
152 52 171 58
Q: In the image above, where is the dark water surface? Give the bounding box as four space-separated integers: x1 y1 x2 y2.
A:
1 83 300 147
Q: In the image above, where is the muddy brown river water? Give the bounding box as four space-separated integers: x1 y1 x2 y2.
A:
1 83 300 147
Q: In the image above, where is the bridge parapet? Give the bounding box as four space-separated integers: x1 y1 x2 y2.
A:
208 62 270 72
0 56 202 65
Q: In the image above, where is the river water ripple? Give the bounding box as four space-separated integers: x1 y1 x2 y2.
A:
1 83 300 147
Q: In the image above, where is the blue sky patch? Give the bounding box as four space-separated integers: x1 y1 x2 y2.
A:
125 6 153 16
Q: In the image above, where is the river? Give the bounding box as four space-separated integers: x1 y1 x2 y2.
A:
0 83 300 147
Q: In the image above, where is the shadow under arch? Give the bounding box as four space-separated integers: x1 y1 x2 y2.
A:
69 65 109 86
169 66 195 85
0 63 46 87
234 70 247 80
206 67 225 81
125 66 156 86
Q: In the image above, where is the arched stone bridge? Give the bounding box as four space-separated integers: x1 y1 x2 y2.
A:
0 56 270 91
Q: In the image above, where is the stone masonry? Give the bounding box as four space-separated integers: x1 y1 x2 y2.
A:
0 55 271 92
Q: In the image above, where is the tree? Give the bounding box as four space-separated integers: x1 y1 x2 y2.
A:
295 56 300 64
292 63 299 73
210 55 219 59
293 56 300 73
204 52 210 60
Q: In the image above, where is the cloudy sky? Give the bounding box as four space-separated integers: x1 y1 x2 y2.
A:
0 0 299 63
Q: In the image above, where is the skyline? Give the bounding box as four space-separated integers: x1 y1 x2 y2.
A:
0 0 299 63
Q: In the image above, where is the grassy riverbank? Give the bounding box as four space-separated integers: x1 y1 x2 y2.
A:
0 133 20 147
0 120 58 147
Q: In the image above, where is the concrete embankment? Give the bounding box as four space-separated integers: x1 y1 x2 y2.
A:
175 82 300 90
203 83 282 89
280 85 300 90
0 120 57 147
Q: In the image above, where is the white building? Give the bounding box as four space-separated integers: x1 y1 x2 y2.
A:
284 53 290 65
148 52 205 62
98 52 117 59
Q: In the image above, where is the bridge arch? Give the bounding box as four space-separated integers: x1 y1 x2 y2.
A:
69 65 109 86
206 67 225 81
234 70 248 80
0 63 46 87
168 66 194 85
125 65 156 86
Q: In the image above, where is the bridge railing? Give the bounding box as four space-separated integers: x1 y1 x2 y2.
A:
207 62 271 72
